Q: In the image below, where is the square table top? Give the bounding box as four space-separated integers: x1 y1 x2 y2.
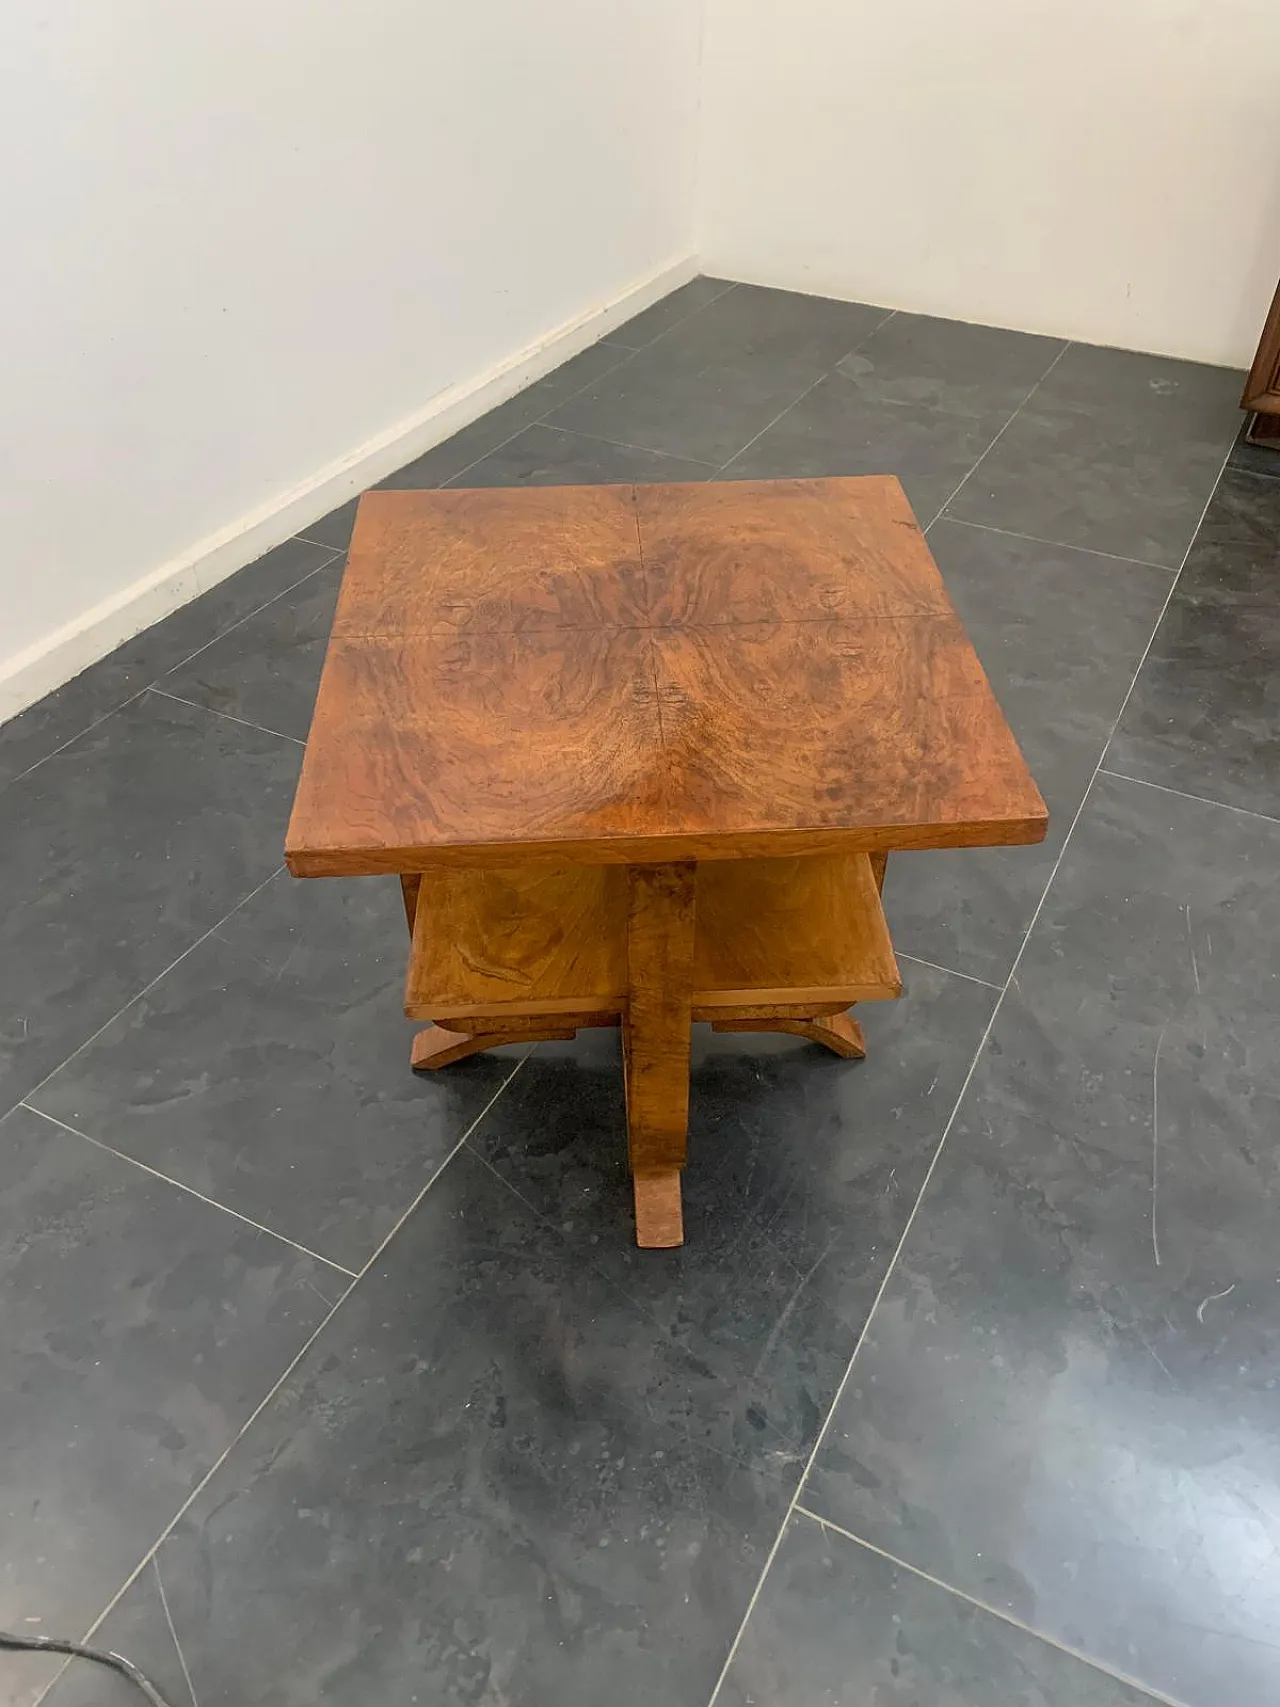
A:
286 476 1047 875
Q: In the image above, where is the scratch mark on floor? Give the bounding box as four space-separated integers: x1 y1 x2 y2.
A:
1183 903 1201 994
1151 1024 1167 1268
1137 1330 1173 1382
1196 1283 1236 1324
155 1553 200 1707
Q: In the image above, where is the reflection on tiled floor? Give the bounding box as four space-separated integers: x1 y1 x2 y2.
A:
1 277 1273 1707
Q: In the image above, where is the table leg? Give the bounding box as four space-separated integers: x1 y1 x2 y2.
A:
870 851 888 894
624 862 696 1248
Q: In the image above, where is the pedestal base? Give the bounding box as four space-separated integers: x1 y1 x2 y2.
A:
402 852 901 1246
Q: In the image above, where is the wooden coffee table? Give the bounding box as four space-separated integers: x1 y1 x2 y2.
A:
286 476 1046 1247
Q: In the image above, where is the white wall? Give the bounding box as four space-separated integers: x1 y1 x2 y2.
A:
0 1 701 707
700 0 1280 369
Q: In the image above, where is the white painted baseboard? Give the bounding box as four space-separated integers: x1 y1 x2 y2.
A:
0 252 698 724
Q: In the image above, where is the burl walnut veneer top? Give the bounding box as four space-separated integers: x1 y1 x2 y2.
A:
286 476 1047 874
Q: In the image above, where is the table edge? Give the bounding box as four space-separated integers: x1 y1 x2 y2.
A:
285 811 1049 877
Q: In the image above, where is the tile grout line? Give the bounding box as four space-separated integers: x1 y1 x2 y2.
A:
710 376 829 477
462 1137 770 1426
2 546 342 796
405 292 736 495
450 287 743 481
7 865 288 1130
940 514 1178 573
146 686 306 747
432 341 658 489
602 278 740 356
1223 459 1280 486
30 1049 533 1707
1094 438 1237 769
506 420 718 471
294 532 349 549
1098 767 1280 827
709 308 901 476
923 340 1071 531
146 547 344 684
896 951 1001 992
706 439 1236 1707
446 301 895 489
791 1507 1194 1707
3 688 154 797
20 1103 357 1278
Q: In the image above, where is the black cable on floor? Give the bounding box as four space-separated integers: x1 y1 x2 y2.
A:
0 1629 179 1707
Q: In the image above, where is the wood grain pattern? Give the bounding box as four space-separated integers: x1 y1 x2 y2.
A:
405 864 627 1020
650 618 1041 858
286 476 1047 876
403 854 899 1020
624 863 696 1248
634 476 952 625
332 484 646 636
693 853 900 1008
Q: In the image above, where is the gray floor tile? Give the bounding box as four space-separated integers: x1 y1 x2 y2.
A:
0 1103 331 1707
804 773 1280 1707
1227 416 1280 482
719 1515 1155 1707
1108 468 1280 815
547 339 826 468
653 283 890 373
30 870 518 1272
0 538 336 791
161 558 342 743
297 495 360 550
520 340 638 412
471 964 995 1471
721 368 1002 522
834 311 1065 423
451 421 713 488
41 1148 791 1707
548 287 891 468
0 695 299 1114
377 341 632 491
882 520 1172 983
607 275 737 349
375 391 546 491
948 342 1243 564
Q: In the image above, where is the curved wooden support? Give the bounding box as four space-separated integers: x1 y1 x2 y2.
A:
410 1022 578 1070
710 1011 867 1059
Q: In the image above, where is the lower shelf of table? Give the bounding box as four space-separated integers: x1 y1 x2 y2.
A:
403 851 901 1022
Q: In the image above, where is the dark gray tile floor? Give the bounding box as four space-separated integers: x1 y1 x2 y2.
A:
1 277 1274 1707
